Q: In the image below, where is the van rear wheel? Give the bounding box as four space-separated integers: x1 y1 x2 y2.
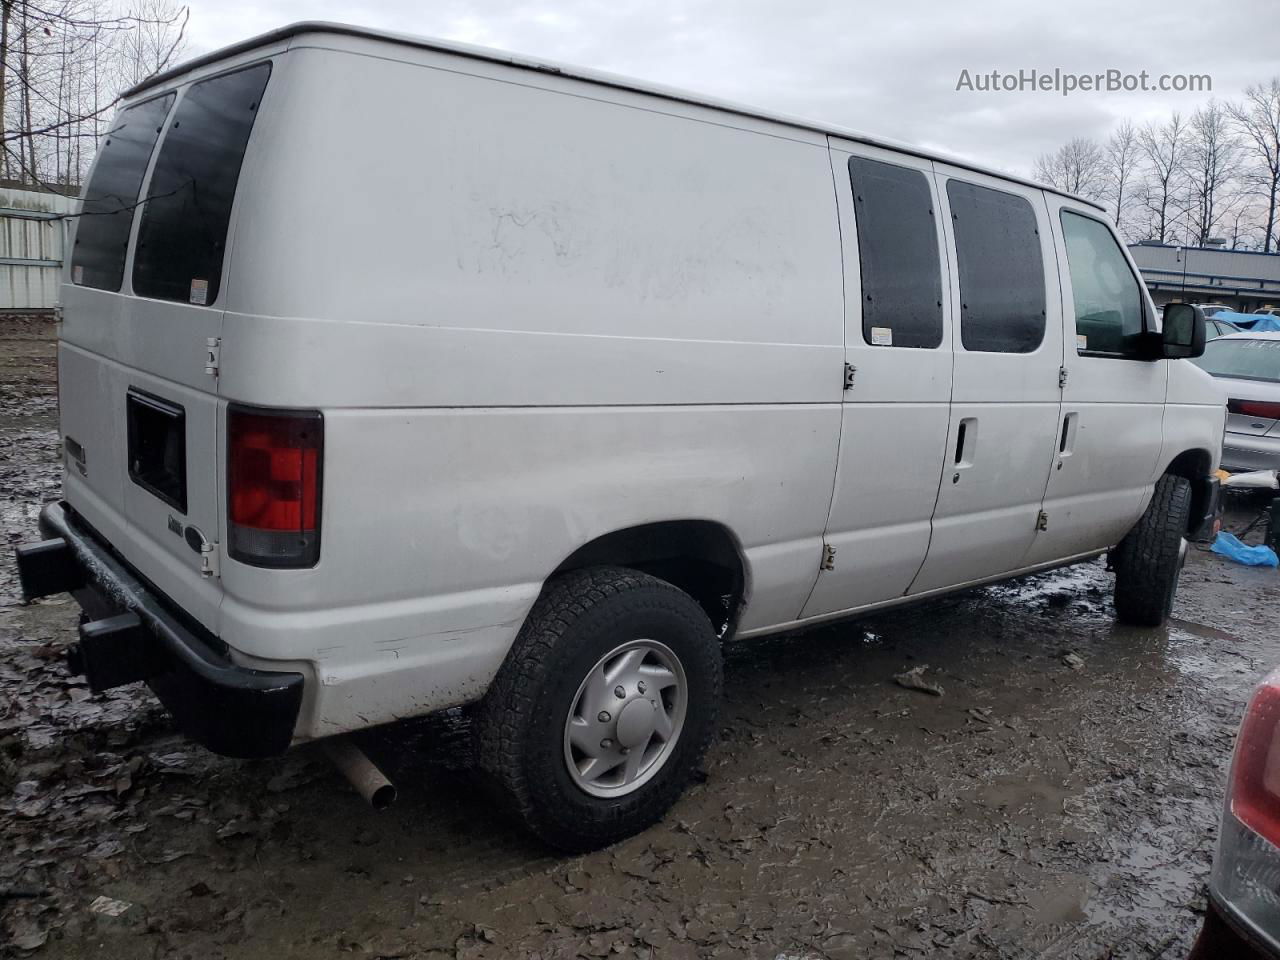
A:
477 566 722 851
1112 474 1192 627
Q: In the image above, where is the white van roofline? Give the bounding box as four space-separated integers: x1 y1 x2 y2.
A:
124 20 1106 214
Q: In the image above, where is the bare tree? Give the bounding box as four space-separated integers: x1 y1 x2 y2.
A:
1183 100 1243 246
1137 113 1189 243
1033 136 1107 199
1224 197 1263 249
1 0 188 187
1104 120 1141 237
115 0 187 88
1228 78 1280 253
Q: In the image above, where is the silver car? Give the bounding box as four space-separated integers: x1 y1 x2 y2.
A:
1192 332 1280 472
1208 317 1243 339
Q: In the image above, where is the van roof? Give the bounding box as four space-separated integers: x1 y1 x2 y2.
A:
126 20 1105 213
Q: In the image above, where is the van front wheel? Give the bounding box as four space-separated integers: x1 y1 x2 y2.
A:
1112 474 1192 627
477 566 722 851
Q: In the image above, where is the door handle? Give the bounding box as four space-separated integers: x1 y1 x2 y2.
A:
1058 413 1078 468
952 417 977 482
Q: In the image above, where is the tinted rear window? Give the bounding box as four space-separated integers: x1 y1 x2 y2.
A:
947 180 1046 354
848 156 943 349
70 94 174 291
1192 339 1280 382
133 62 271 306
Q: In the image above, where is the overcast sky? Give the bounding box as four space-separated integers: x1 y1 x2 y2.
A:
180 0 1277 177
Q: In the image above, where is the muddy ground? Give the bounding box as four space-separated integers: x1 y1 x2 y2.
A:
2 313 1279 959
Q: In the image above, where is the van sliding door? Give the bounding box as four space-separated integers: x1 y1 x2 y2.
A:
907 167 1065 594
800 141 953 618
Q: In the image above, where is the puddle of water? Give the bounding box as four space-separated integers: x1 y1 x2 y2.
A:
975 770 1074 816
1083 825 1205 926
984 560 1108 605
1169 616 1244 645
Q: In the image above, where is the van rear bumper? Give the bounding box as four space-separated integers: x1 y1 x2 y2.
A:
14 501 303 759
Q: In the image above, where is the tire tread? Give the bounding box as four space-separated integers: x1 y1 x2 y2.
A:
1113 474 1192 626
476 566 721 851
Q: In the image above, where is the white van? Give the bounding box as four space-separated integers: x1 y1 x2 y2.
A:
17 23 1224 850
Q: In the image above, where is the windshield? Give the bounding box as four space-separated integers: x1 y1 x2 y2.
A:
1200 306 1226 317
1192 338 1280 382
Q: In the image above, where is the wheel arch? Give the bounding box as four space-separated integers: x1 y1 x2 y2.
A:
550 520 750 640
1161 447 1215 535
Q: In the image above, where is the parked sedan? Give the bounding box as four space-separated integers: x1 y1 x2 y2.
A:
1192 332 1280 471
1209 317 1243 339
1172 303 1239 338
1191 669 1280 959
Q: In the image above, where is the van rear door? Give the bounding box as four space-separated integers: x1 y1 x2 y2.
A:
58 61 274 632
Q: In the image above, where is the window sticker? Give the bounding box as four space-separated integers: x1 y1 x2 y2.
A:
73 265 84 284
1077 334 1088 350
189 278 209 305
871 326 894 346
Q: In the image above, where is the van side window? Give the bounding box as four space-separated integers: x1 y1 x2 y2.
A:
848 156 943 349
946 180 1046 354
1060 211 1145 357
70 94 174 292
132 62 272 306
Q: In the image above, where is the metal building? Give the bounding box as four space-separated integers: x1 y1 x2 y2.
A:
0 181 78 313
1128 240 1280 313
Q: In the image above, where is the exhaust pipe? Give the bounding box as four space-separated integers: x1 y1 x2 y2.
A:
324 738 397 810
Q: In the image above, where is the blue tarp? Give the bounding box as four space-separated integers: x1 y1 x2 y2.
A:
1211 531 1279 567
1214 311 1280 331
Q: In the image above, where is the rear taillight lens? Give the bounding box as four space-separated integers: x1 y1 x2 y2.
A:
227 405 322 568
1231 681 1280 844
1212 674 1280 938
1228 399 1280 421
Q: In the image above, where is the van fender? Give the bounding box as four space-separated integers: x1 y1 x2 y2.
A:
542 519 751 641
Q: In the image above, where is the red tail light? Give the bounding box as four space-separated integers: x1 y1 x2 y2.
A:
1216 672 1280 940
1228 399 1280 421
227 405 322 568
1230 677 1280 847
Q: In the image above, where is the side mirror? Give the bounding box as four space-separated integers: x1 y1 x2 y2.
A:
1161 302 1206 359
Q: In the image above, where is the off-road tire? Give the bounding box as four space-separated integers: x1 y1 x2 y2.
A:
476 566 722 852
1112 474 1192 627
